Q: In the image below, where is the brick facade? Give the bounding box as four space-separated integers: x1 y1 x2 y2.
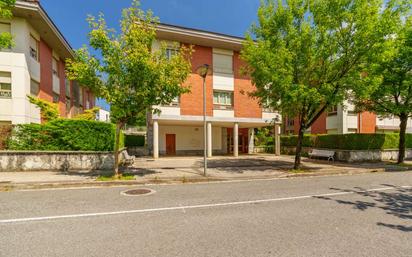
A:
233 51 262 119
37 39 94 121
310 111 327 134
39 39 53 102
180 45 213 116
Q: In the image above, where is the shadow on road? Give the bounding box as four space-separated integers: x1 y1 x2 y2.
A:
313 184 412 232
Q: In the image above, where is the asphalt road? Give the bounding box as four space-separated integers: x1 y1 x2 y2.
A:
0 172 411 257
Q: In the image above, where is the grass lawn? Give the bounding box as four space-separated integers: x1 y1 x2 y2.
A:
96 173 135 181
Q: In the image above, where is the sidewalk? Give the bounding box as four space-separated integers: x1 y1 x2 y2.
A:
1 155 411 191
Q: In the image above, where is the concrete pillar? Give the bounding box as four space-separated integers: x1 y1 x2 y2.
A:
153 120 159 159
274 123 281 156
233 123 239 157
207 122 212 157
248 128 254 154
222 128 228 154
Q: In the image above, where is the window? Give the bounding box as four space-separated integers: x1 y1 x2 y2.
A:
0 83 11 98
287 118 295 127
86 92 90 109
52 57 59 77
213 53 233 74
65 98 71 115
213 91 233 106
165 48 178 60
0 72 11 98
53 92 59 103
328 105 338 115
65 78 71 115
168 96 179 106
79 88 84 107
29 35 39 61
30 79 39 96
0 22 11 34
65 77 71 97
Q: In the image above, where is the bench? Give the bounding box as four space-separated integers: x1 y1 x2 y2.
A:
308 149 335 161
120 149 135 166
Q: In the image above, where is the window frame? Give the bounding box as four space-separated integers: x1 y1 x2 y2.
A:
213 90 233 108
29 34 39 61
0 82 12 98
52 57 59 77
165 48 178 60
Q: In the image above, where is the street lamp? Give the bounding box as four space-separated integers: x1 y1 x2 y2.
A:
196 64 210 176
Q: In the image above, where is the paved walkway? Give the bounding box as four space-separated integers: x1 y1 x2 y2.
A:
1 155 409 186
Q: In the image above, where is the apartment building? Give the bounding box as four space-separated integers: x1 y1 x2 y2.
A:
0 0 94 125
283 101 412 135
147 24 282 158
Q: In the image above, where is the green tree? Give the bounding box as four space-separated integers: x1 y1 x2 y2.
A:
353 16 412 164
66 0 192 176
74 107 100 120
27 95 59 122
241 0 405 169
0 0 15 49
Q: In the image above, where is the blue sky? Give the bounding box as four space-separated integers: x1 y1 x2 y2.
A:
41 0 260 50
40 0 261 110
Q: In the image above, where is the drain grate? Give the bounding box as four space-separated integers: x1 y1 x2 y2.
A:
121 188 155 196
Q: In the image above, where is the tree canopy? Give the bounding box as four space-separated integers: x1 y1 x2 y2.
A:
353 13 412 163
241 0 408 169
0 0 15 49
66 0 192 175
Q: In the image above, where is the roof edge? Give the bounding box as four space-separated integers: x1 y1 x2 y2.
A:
15 0 74 58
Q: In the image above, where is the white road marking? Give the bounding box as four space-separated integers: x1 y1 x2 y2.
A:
0 185 410 224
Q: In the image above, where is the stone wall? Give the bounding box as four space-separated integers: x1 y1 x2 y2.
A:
0 151 114 172
127 147 149 157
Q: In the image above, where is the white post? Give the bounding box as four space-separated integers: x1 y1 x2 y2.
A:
248 128 254 154
234 123 239 157
207 122 212 157
153 120 159 159
274 123 280 156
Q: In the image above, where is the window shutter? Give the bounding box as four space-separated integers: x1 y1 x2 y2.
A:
213 53 233 74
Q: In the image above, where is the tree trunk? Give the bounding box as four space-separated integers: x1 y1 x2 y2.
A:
294 125 305 170
113 121 123 177
398 114 408 164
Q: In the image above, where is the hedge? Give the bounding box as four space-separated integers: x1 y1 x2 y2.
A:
281 133 412 150
7 119 118 151
124 134 145 147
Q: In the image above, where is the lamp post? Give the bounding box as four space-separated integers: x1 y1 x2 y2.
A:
196 64 210 176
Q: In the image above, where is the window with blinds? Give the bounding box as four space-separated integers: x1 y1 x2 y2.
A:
213 53 233 74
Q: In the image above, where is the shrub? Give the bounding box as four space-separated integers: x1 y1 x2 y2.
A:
124 134 145 147
27 95 59 122
7 119 116 151
280 133 412 150
74 107 100 120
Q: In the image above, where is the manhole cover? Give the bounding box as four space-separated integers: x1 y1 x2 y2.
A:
121 188 155 196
